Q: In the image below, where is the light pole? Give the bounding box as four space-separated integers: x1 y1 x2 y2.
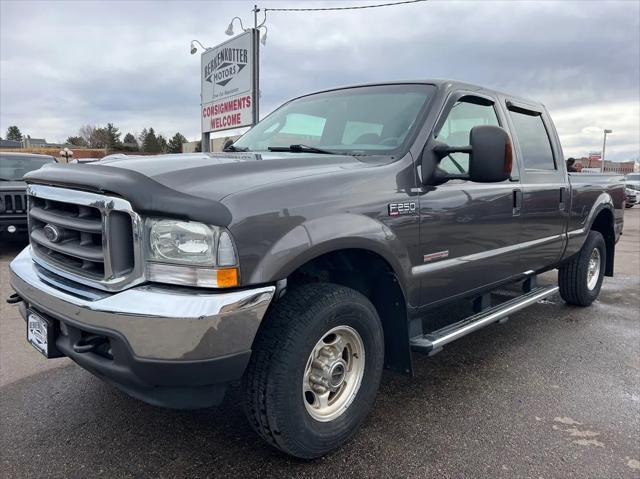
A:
601 129 612 172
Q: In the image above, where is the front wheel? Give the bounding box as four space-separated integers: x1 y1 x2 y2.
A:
242 283 384 459
558 230 606 306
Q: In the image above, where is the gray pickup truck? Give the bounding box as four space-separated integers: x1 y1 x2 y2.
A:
8 80 625 458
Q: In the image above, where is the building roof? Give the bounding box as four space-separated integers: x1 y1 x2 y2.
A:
0 139 22 148
0 151 56 159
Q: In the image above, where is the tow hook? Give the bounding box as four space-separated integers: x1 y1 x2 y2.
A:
6 293 23 304
72 335 108 354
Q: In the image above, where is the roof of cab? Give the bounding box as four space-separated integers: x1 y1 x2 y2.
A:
292 79 546 110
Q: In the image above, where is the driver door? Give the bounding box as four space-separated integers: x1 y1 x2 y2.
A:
417 93 522 307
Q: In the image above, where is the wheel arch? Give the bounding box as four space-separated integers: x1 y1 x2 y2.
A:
588 206 615 276
264 246 414 376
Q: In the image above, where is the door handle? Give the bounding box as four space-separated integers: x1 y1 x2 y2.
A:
512 189 522 216
559 187 567 211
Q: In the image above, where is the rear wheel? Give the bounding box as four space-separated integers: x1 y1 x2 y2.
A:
558 230 606 306
242 283 384 459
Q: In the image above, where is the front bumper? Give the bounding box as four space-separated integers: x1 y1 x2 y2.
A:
9 247 275 408
0 215 27 233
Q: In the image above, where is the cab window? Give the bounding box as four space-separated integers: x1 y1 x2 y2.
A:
435 98 499 174
508 110 556 170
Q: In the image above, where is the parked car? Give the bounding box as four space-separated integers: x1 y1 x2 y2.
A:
0 152 57 235
625 187 638 208
625 172 640 192
8 80 625 458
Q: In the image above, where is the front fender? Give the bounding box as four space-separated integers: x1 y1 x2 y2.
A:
248 213 412 291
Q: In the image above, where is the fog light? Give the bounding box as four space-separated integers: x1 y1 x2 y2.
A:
7 225 16 234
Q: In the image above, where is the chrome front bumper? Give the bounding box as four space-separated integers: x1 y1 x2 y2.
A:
9 247 275 361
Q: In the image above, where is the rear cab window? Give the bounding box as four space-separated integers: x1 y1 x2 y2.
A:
507 105 557 171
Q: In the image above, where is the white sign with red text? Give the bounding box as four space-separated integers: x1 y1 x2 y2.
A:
201 30 255 133
202 94 253 132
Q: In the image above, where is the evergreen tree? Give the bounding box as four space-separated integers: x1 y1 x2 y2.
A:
105 123 122 150
167 132 187 153
142 128 162 153
6 125 23 142
157 134 168 153
66 136 88 147
122 133 139 151
138 128 149 149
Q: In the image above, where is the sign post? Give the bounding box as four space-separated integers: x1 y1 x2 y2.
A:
200 29 259 151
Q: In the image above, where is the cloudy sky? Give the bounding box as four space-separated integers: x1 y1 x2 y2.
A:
1 0 638 161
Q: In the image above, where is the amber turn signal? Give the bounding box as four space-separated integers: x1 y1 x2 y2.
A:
216 267 239 288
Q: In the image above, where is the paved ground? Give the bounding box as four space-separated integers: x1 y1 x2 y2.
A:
1 209 639 478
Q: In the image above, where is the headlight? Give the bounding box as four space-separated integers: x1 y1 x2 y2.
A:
149 219 215 265
145 218 239 288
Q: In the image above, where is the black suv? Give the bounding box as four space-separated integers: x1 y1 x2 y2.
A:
1 152 57 235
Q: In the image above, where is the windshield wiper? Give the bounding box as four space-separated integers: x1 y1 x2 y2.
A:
268 144 336 155
223 144 250 152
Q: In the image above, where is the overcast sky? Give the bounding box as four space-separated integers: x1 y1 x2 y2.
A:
1 0 638 161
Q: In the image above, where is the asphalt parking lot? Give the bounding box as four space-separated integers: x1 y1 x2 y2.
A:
1 208 639 478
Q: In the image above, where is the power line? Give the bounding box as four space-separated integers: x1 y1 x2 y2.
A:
264 0 428 13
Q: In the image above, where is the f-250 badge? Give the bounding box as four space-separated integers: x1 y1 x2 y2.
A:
388 202 417 216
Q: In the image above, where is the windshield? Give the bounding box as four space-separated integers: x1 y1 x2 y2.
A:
626 174 640 181
234 84 435 155
0 155 55 181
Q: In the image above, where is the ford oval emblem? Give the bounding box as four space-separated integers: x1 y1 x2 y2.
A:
43 224 61 243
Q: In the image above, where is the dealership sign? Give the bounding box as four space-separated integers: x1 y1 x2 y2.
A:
201 30 258 133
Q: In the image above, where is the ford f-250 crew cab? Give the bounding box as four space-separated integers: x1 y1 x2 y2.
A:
8 81 625 458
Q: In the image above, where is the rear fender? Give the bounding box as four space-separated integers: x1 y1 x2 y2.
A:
564 193 615 275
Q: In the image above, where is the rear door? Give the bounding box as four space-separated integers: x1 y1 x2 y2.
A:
503 100 568 273
417 92 523 306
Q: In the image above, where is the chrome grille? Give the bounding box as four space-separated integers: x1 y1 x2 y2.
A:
27 184 144 292
1 192 28 214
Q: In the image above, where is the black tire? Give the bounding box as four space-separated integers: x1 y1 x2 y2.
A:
558 230 606 306
242 283 384 459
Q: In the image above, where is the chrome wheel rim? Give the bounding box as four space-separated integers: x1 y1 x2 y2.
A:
586 248 601 290
302 325 365 422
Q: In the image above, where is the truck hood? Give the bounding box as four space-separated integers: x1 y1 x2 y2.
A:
96 152 383 200
24 152 388 227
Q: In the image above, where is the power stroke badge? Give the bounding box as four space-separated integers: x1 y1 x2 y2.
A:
388 202 417 216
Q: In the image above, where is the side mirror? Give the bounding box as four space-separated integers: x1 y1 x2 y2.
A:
222 138 234 151
468 125 513 182
425 125 513 184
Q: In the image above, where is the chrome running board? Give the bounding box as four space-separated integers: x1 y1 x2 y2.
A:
410 285 559 355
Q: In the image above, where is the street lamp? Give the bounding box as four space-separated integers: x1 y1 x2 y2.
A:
259 25 268 45
190 39 210 55
225 8 268 44
225 16 247 36
59 147 73 162
601 129 613 172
